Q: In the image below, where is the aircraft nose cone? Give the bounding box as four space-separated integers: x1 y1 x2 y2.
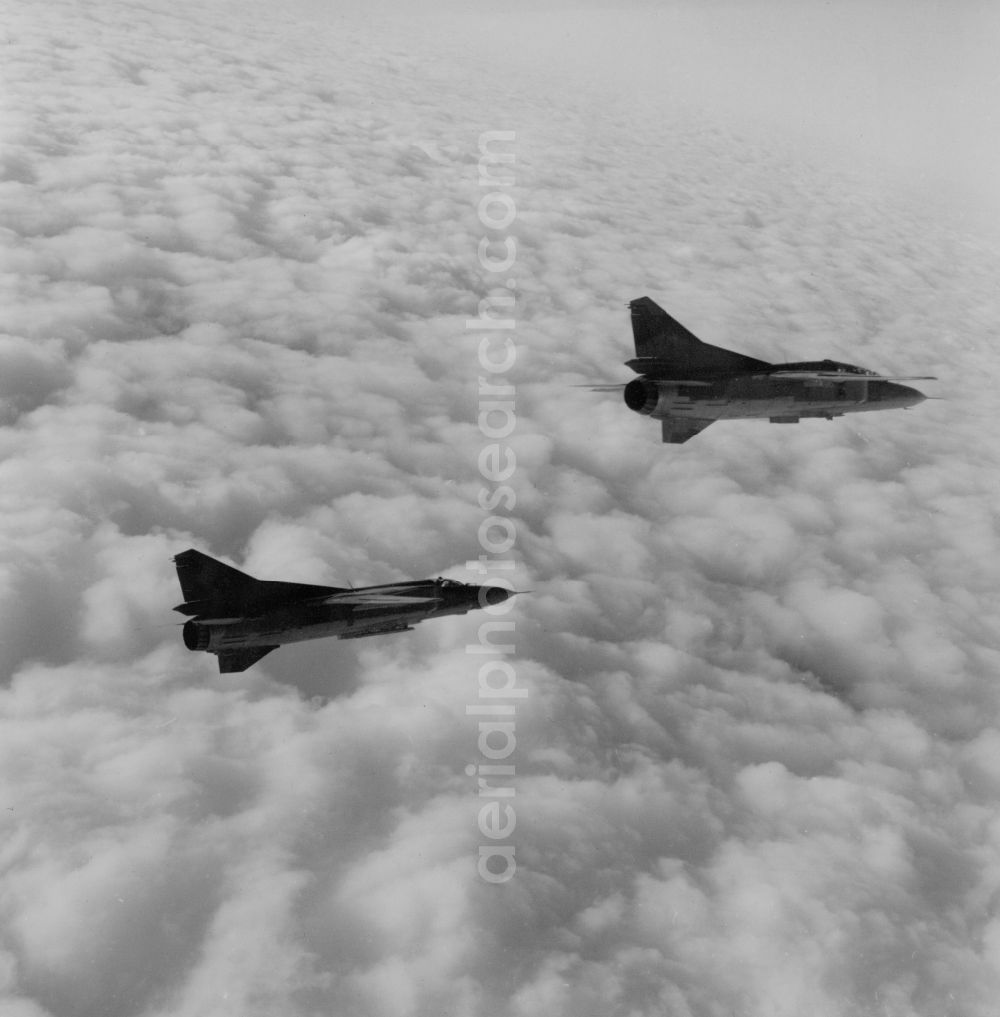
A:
891 382 926 407
482 586 512 608
878 382 927 406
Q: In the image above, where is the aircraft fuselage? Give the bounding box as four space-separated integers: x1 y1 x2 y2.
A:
615 298 933 442
174 550 512 671
182 581 477 654
624 368 925 426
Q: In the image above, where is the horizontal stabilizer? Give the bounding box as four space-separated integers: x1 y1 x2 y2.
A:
662 417 714 444
217 646 278 673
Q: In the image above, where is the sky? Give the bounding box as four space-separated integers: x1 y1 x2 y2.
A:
2 1 1000 1015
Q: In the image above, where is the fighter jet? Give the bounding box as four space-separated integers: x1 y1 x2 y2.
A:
592 297 934 443
174 549 512 672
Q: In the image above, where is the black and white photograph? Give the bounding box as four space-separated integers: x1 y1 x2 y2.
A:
2 1 999 1015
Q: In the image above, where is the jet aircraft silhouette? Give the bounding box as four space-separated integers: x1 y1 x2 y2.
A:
593 297 934 443
174 549 512 672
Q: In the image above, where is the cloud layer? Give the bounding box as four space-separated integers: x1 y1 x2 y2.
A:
2 1 1000 1016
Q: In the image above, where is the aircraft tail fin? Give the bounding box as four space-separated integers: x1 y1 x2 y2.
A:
174 549 344 617
174 549 262 615
629 297 770 377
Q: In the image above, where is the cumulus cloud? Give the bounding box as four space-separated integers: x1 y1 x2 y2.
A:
2 1 1000 1016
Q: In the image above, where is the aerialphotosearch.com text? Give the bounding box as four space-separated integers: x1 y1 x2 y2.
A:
466 130 524 884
